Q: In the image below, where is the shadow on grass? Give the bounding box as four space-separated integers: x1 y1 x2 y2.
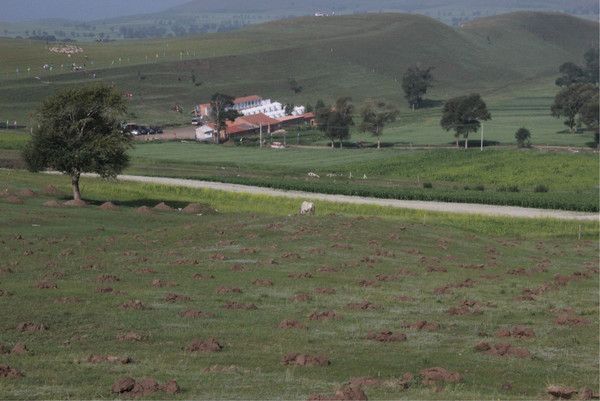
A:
446 140 501 148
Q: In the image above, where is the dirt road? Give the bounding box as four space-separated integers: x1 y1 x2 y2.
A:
108 174 598 221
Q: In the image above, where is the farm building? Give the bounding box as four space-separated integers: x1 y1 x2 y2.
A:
195 95 306 120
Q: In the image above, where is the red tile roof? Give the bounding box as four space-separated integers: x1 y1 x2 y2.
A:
239 113 280 127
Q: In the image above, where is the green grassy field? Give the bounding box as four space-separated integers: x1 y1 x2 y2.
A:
0 170 598 400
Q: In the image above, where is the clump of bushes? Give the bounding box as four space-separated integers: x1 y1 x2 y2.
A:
515 128 531 148
534 184 549 193
423 182 433 189
497 185 520 193
465 184 485 191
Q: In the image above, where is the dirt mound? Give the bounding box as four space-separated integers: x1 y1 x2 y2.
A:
111 377 180 397
151 279 176 288
215 287 242 295
579 387 600 400
278 320 306 329
16 322 48 332
97 274 119 283
42 185 60 195
315 288 336 295
179 309 215 318
420 367 462 386
99 202 119 211
120 300 148 310
496 325 535 338
182 203 215 214
193 273 215 281
282 353 330 367
546 385 578 399
153 202 174 211
36 280 57 289
347 301 378 310
43 200 62 208
87 354 132 364
164 293 191 302
348 377 382 388
135 206 153 214
222 301 257 310
474 342 530 358
5 196 23 205
63 199 87 207
555 313 590 327
0 365 24 379
17 189 35 197
309 311 339 321
116 332 143 342
290 293 312 302
408 321 439 332
252 279 273 287
186 338 223 353
309 384 368 401
0 343 27 355
366 331 407 342
447 300 484 315
289 272 313 279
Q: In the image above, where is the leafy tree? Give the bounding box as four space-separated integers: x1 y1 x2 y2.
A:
288 78 303 94
580 92 599 131
315 99 325 111
305 103 313 113
584 48 599 85
515 127 531 148
555 62 588 87
401 66 434 110
359 100 399 149
284 103 295 116
440 94 491 148
551 84 596 132
208 93 240 144
22 85 129 201
315 97 354 148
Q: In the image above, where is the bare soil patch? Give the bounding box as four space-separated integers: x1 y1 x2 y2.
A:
282 353 330 367
186 338 223 353
366 331 407 342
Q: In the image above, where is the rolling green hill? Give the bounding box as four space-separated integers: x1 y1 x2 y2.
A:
0 12 597 145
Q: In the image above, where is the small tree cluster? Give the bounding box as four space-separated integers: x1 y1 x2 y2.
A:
440 94 491 148
315 97 354 148
515 128 531 148
401 66 434 110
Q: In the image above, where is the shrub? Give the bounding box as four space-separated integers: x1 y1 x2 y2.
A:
497 185 520 193
534 184 549 193
423 182 433 189
515 128 531 148
474 184 485 191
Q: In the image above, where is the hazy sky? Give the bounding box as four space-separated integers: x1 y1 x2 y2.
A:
1 0 190 21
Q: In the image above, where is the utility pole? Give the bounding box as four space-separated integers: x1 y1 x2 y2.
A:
480 122 484 151
259 124 263 148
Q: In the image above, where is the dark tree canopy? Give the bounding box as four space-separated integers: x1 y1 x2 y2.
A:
288 78 303 94
515 127 532 148
580 91 599 131
208 93 240 143
551 83 597 132
584 48 599 85
22 85 130 201
555 62 589 87
315 97 354 148
440 93 491 148
401 66 434 109
359 100 399 149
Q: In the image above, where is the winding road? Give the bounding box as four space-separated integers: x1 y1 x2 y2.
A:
107 174 598 221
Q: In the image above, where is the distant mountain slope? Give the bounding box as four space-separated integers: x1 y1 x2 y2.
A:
0 12 597 124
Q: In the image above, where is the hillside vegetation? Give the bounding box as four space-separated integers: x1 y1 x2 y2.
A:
0 12 597 136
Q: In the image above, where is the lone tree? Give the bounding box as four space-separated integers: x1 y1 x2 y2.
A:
22 85 130 201
401 66 434 110
515 128 531 148
288 78 303 95
208 93 240 144
440 94 491 148
315 97 354 148
551 83 596 133
359 100 399 149
580 91 599 132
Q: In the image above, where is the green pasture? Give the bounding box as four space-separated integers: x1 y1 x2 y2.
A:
0 170 598 399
